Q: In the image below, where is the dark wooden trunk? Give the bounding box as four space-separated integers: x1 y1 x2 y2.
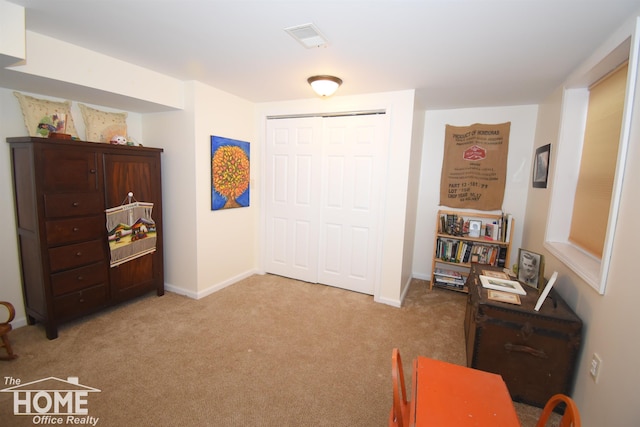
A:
464 263 582 408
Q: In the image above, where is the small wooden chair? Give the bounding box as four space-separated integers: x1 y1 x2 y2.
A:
389 348 410 427
536 394 581 427
0 301 18 360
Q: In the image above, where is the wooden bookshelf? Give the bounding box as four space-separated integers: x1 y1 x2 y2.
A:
430 209 514 293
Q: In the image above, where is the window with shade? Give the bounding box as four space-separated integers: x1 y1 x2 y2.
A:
544 32 637 295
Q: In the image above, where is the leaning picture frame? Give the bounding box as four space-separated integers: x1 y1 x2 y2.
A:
468 220 482 238
479 275 527 295
532 143 551 188
517 248 545 291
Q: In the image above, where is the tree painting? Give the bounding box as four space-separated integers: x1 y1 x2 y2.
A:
211 135 250 210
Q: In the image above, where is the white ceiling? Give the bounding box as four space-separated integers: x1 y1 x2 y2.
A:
5 0 640 110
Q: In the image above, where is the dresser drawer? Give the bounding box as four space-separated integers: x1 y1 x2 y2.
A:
48 240 106 272
44 193 104 218
42 148 98 192
46 215 105 246
50 262 108 297
53 283 108 321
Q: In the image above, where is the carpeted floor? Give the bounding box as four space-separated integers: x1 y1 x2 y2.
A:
0 274 552 426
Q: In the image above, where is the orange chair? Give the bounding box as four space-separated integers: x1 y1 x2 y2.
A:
536 394 581 427
0 301 17 360
389 348 410 427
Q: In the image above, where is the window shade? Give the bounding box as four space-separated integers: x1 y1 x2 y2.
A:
568 62 628 258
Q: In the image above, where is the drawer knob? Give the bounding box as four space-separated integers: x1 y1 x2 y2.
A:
76 252 82 257
73 227 80 232
72 202 79 207
77 276 84 281
90 169 96 174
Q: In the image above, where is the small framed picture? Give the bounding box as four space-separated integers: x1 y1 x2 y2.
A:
488 290 522 305
479 275 527 295
468 220 482 238
532 144 551 188
517 249 545 291
482 269 509 280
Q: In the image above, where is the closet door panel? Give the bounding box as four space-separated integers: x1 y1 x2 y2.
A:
265 118 322 282
317 114 387 295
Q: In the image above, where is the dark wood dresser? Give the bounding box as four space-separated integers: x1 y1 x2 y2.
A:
7 137 164 339
464 263 582 408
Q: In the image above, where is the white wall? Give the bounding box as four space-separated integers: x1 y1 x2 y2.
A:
0 88 31 326
255 90 416 305
522 17 640 426
192 82 258 295
144 81 258 298
412 105 539 280
142 90 199 297
5 31 184 111
401 108 425 299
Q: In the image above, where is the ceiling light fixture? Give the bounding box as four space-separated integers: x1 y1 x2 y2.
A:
307 75 343 97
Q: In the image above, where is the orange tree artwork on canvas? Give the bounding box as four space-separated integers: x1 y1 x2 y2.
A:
211 135 250 210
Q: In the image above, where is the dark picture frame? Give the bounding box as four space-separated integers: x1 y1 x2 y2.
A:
517 248 545 291
532 144 551 188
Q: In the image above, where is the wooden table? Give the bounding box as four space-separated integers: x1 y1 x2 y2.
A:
409 356 521 426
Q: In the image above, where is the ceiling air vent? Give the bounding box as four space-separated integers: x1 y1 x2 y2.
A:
285 23 329 49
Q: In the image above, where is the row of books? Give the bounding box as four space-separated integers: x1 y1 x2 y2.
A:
439 213 513 243
486 213 514 243
435 238 507 267
433 267 465 289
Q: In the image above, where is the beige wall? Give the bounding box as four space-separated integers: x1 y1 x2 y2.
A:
521 20 640 426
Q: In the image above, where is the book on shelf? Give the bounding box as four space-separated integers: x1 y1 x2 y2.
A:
462 243 473 263
484 222 500 240
434 278 465 289
434 268 463 279
504 213 513 243
497 246 508 268
434 275 465 285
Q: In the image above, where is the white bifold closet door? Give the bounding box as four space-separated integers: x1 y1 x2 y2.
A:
265 113 388 295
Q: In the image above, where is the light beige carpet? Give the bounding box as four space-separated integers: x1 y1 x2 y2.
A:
0 275 554 426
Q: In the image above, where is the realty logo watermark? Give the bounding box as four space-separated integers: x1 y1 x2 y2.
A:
1 376 100 425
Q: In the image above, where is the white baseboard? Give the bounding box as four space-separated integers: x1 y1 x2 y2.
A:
374 295 401 307
10 271 259 330
412 272 431 281
164 268 259 300
374 275 414 308
11 317 29 329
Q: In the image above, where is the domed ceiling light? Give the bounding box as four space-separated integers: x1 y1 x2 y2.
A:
307 75 343 97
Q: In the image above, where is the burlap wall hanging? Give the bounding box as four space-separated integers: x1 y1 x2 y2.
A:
439 122 511 210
